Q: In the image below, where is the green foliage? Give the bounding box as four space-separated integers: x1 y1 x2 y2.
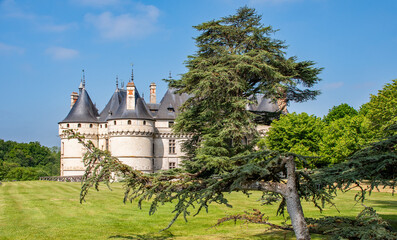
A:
0 139 60 180
323 103 358 124
320 115 373 164
306 207 397 239
265 112 325 167
364 79 397 137
314 125 396 201
167 7 321 174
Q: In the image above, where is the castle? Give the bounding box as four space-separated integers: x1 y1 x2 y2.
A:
58 70 279 176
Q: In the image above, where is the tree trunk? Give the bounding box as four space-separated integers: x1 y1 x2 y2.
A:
284 156 311 240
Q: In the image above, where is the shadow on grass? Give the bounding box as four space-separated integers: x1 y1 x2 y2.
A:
108 231 174 240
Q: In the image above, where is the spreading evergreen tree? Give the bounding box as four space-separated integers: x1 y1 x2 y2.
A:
72 7 325 240
169 7 322 175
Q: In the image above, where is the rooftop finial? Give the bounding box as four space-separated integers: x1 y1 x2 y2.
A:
116 75 119 89
169 71 172 79
130 63 134 82
82 69 85 88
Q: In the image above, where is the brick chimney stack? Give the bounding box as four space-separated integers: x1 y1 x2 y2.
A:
126 81 135 110
70 92 78 109
150 82 156 104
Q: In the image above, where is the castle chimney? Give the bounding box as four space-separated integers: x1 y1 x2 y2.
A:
150 82 156 104
70 92 78 109
126 81 135 110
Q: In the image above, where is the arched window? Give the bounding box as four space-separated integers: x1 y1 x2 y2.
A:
127 120 131 125
89 124 93 128
143 120 146 125
114 121 117 125
77 123 81 128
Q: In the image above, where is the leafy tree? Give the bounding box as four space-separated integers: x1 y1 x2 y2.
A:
323 103 358 124
264 112 325 167
363 79 397 137
0 139 60 180
320 115 373 164
72 7 324 240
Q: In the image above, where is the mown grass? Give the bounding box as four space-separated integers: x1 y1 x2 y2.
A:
0 181 396 240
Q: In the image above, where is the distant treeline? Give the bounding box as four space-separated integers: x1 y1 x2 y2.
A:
0 140 60 181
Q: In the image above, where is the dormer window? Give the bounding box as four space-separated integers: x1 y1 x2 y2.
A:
167 104 175 113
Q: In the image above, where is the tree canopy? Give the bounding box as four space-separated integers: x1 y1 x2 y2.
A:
0 139 59 181
73 7 325 240
323 103 358 124
168 7 322 175
363 79 397 137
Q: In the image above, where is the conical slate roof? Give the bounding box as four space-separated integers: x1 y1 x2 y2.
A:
155 88 190 120
109 87 153 120
98 88 126 122
60 88 99 123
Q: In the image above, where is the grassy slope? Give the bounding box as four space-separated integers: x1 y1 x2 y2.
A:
0 181 396 240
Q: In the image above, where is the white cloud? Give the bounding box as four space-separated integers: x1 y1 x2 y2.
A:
1 0 76 33
45 47 79 60
0 42 25 55
85 3 160 40
71 0 121 7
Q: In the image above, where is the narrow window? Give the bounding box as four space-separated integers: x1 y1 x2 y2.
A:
169 121 174 128
61 142 64 156
105 124 107 128
66 124 69 128
89 124 93 128
100 125 102 128
169 162 176 169
77 123 81 128
106 139 109 151
169 139 176 154
127 120 131 125
143 120 146 125
114 121 117 125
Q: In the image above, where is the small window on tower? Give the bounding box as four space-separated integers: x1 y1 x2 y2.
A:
89 124 93 128
169 162 176 169
77 123 81 128
66 124 69 128
143 120 146 125
114 121 117 125
105 124 107 128
100 125 102 128
169 139 176 154
128 120 131 125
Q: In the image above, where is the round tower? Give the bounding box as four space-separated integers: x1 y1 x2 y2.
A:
59 76 99 176
107 70 155 173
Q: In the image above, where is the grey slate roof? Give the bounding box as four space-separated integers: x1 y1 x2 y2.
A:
60 88 99 123
247 94 279 112
155 88 190 120
108 88 153 120
98 88 125 122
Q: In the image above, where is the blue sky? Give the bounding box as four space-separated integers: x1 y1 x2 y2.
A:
0 0 396 147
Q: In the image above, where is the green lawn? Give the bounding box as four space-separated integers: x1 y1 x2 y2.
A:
0 181 396 240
